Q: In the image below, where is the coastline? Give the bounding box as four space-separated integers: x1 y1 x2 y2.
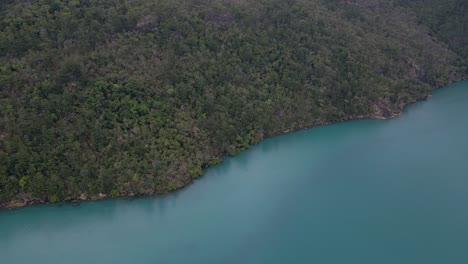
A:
1 79 466 211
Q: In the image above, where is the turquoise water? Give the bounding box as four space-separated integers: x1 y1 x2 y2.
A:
1 81 468 264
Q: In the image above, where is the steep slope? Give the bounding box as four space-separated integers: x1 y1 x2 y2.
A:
398 0 467 70
0 0 465 206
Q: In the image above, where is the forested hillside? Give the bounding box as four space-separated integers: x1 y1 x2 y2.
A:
398 0 467 65
0 0 466 206
399 0 468 58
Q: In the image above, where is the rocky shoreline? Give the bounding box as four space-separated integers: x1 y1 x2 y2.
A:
1 80 465 211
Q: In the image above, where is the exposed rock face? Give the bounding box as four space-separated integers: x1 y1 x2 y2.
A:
373 99 397 119
406 59 425 81
135 15 158 31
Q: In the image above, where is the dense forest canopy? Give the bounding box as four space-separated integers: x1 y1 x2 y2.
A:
0 0 466 205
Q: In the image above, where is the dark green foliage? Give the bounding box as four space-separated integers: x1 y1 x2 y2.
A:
0 0 466 204
397 0 468 73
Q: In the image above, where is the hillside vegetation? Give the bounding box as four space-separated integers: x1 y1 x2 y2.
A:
0 0 466 205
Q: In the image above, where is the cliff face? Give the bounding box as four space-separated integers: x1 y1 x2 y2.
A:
0 0 466 207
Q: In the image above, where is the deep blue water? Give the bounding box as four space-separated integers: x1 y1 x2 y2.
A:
1 81 468 264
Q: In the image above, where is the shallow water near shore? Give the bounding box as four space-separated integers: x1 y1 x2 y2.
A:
1 81 468 264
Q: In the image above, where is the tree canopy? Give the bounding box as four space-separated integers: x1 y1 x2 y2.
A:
0 0 466 206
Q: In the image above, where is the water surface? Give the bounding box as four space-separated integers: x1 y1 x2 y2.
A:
1 81 468 264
